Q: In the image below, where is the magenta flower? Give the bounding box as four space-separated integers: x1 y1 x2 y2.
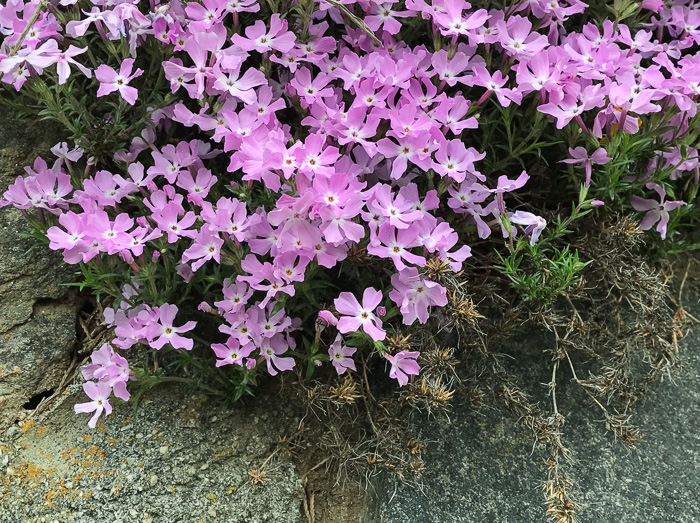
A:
329 334 357 375
432 0 489 37
95 58 143 105
384 350 420 386
74 381 113 428
334 288 386 341
640 0 665 12
630 183 686 240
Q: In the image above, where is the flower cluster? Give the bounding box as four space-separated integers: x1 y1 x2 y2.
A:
1 0 698 427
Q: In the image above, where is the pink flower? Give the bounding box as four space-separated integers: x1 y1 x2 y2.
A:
95 58 143 105
364 183 423 230
560 147 611 186
47 45 91 85
630 183 686 240
46 211 88 263
50 142 84 170
334 288 386 341
318 310 339 326
376 133 432 179
215 279 253 314
432 140 485 183
471 66 522 107
389 268 447 325
496 16 549 59
384 350 420 386
211 337 255 367
144 304 197 350
538 86 605 130
74 381 113 428
176 167 217 206
181 225 224 272
509 211 547 245
201 197 249 241
367 223 426 271
81 344 133 402
153 202 198 243
212 66 267 104
260 333 296 376
492 170 530 214
432 0 489 37
290 67 333 105
640 0 665 12
329 334 357 375
365 2 415 35
185 0 227 31
231 14 295 54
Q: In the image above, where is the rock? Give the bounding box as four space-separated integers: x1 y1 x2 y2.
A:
0 109 79 430
0 384 304 523
368 294 700 522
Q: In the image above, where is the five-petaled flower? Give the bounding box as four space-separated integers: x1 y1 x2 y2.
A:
95 58 144 105
74 381 113 428
630 183 686 240
334 288 386 341
328 334 357 375
384 350 420 386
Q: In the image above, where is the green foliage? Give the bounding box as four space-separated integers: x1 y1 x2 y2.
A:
498 242 588 306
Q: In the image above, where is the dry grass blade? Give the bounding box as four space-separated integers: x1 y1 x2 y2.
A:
323 0 382 46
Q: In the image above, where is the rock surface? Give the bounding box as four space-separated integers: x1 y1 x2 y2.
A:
1 384 304 523
368 293 700 523
0 110 79 430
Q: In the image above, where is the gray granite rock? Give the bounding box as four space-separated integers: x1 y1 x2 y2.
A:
369 295 700 523
0 384 303 523
0 109 79 429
